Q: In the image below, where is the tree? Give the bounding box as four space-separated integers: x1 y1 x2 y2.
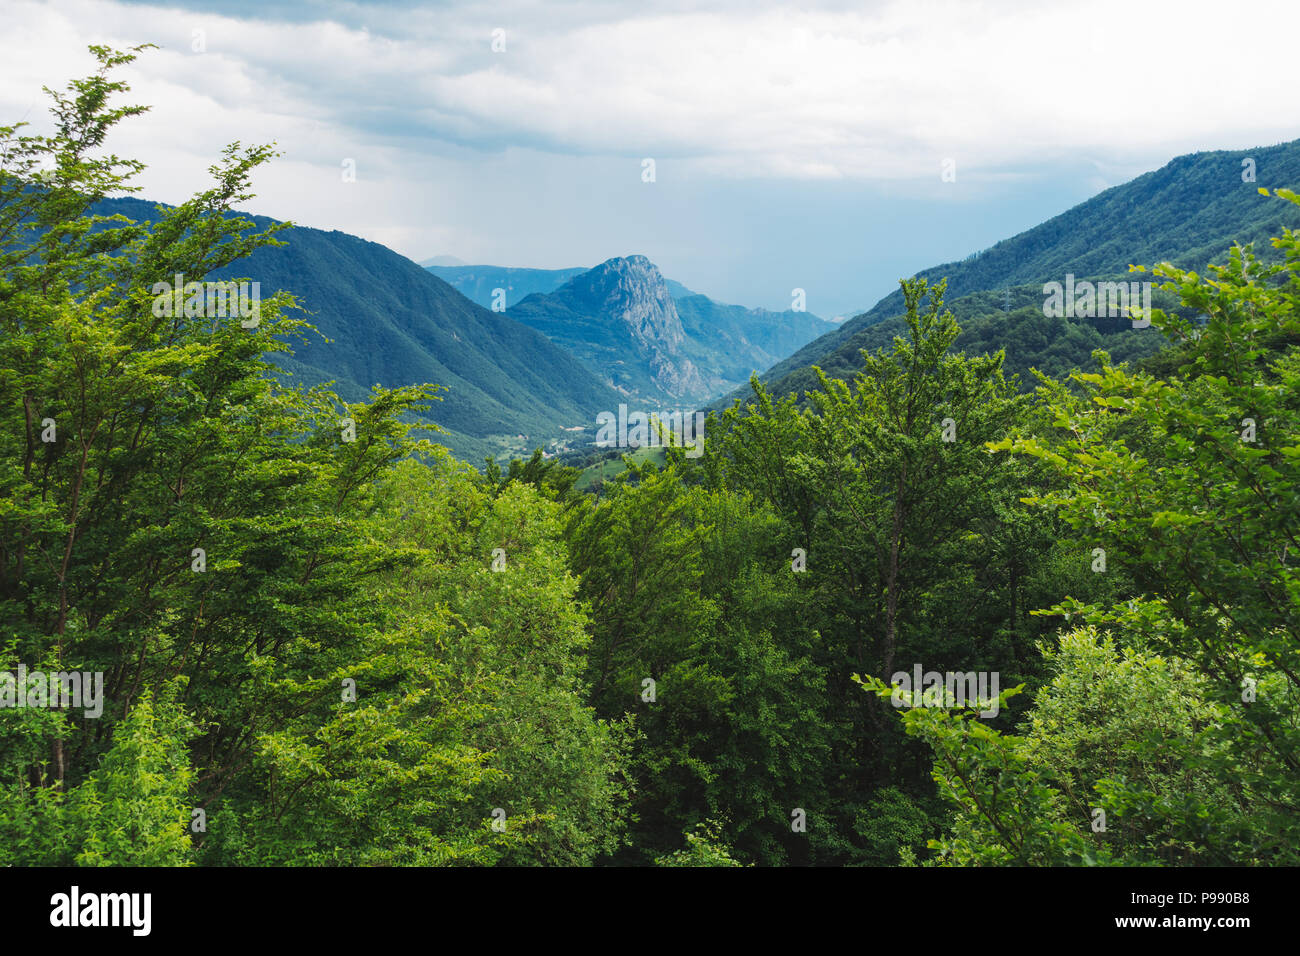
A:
72 684 197 867
0 46 635 867
941 190 1300 863
699 277 1098 860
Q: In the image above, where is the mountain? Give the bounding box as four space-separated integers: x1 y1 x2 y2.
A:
427 264 590 310
428 262 696 310
766 283 1170 404
508 255 709 403
503 256 835 403
90 197 624 463
428 258 838 397
674 294 836 391
420 254 466 267
748 138 1300 404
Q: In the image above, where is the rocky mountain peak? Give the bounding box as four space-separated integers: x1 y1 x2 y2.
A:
564 255 685 354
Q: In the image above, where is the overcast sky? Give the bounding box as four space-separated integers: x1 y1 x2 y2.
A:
2 0 1296 318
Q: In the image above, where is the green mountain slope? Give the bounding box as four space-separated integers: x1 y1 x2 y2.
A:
769 283 1169 402
92 197 623 462
750 138 1300 403
673 293 836 388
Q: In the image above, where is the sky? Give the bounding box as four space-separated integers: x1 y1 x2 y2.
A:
1 0 1296 319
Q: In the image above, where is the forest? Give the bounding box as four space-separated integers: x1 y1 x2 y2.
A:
2 47 1297 868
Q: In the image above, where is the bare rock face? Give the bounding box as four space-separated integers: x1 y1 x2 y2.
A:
510 255 709 403
567 256 707 399
572 255 685 351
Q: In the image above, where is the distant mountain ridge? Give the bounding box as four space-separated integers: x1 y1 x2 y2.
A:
509 255 709 402
428 262 695 310
493 256 835 404
427 264 590 311
674 293 837 391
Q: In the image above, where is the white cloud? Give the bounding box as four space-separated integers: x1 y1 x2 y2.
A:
2 0 1295 314
6 0 1296 181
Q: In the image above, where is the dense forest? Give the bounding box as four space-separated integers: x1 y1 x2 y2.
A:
2 48 1297 868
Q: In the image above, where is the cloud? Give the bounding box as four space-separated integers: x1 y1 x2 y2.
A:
7 0 1297 181
2 0 1295 316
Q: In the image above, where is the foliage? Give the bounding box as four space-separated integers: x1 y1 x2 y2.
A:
870 189 1300 866
0 46 631 868
5 45 1299 871
655 819 749 867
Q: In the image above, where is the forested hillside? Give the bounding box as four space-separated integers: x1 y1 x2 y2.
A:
3 48 1298 871
84 199 622 464
765 283 1171 401
752 139 1300 406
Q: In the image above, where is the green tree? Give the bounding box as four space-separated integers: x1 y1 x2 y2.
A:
73 684 197 866
0 46 634 867
566 460 835 864
860 627 1238 865
699 277 1101 861
918 190 1300 864
655 819 749 867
